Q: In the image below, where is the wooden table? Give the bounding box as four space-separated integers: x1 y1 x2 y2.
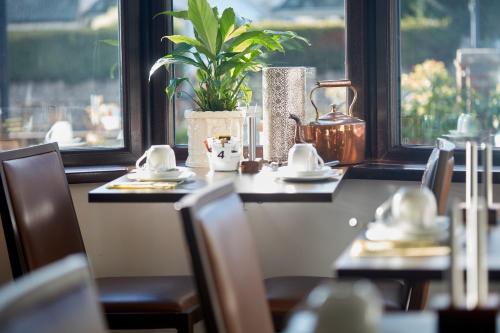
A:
88 167 347 203
380 312 500 333
285 312 500 332
334 226 500 281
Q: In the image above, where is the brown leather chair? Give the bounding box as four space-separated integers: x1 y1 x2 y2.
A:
405 138 455 310
0 143 201 332
421 139 455 216
177 181 275 333
0 254 108 333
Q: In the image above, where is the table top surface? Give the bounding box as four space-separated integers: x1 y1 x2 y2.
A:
380 312 500 333
334 226 500 281
88 167 347 203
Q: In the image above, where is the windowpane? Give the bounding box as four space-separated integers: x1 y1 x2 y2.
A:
400 0 500 147
0 0 123 151
172 0 346 145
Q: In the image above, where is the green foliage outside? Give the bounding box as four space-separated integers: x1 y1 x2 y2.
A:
7 18 461 84
401 60 461 145
7 28 119 83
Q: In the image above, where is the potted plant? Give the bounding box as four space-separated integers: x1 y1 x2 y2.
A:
150 0 308 167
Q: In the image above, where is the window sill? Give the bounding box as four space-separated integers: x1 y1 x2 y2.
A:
347 161 500 184
65 165 131 184
65 161 500 185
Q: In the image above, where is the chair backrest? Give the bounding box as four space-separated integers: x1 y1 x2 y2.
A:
421 139 455 215
0 254 107 333
177 182 274 333
0 143 85 278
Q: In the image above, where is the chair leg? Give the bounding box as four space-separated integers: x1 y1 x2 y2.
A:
407 281 430 310
177 315 195 333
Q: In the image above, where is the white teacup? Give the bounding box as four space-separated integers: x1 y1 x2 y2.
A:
45 121 74 145
287 143 324 172
136 145 176 174
456 113 480 136
391 187 437 232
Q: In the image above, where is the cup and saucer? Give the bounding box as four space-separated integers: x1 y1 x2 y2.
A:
277 143 340 181
443 113 481 141
45 121 86 148
365 187 449 243
130 145 195 182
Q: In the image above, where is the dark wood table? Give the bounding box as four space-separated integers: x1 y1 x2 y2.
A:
334 226 500 281
380 312 500 333
88 167 347 203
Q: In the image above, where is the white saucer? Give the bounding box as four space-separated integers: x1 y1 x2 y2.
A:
276 166 341 182
128 167 195 182
443 131 479 140
365 216 449 242
48 138 86 148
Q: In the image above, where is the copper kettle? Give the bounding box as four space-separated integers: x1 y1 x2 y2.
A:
290 79 365 165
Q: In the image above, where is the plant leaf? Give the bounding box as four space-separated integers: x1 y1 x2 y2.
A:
172 42 194 55
149 57 176 81
100 39 119 47
264 29 311 46
219 8 236 42
225 24 250 41
188 0 219 54
153 10 188 20
171 54 206 69
164 35 215 58
227 31 283 53
166 77 189 100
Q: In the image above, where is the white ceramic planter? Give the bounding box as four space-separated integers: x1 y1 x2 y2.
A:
184 110 246 168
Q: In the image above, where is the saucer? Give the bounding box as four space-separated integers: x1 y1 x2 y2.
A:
128 167 195 182
443 130 479 140
365 216 449 242
276 166 341 182
48 138 85 148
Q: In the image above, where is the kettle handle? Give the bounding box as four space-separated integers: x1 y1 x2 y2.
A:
310 80 358 121
289 114 306 144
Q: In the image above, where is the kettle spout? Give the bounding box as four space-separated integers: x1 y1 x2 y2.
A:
289 114 306 144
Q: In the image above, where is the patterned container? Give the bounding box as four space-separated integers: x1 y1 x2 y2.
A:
263 67 306 162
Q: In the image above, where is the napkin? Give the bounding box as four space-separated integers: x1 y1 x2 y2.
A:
351 239 450 257
106 182 178 190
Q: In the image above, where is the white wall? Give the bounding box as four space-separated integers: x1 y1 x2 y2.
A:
72 179 419 279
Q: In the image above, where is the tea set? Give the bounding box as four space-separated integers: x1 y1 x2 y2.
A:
132 145 194 182
366 187 449 242
45 121 85 148
130 139 340 184
444 113 481 140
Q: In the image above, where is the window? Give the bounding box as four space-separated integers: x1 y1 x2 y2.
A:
171 0 346 146
400 0 500 148
0 1 151 167
1 0 122 151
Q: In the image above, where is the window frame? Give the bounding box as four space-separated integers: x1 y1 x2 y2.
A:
63 0 146 167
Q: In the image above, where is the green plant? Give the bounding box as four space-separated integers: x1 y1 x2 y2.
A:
401 60 461 144
149 0 308 111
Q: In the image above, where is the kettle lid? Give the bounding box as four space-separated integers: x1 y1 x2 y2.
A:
317 104 364 125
